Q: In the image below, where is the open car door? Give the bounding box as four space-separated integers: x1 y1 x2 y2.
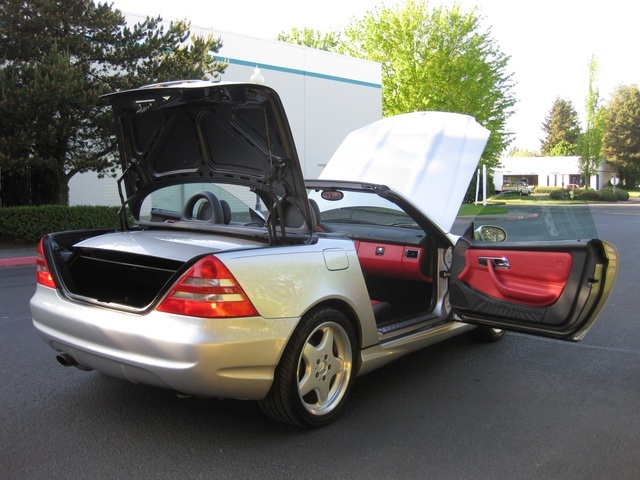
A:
448 202 618 341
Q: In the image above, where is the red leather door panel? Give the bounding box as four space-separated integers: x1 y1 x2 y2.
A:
457 249 573 306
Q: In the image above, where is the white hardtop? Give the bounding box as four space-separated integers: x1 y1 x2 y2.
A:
319 111 489 233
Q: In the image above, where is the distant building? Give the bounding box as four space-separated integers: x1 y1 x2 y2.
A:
493 156 616 191
69 20 382 206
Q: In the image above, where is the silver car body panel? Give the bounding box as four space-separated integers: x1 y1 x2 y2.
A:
74 229 266 261
359 322 474 375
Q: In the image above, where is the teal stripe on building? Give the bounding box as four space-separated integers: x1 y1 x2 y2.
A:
219 57 382 89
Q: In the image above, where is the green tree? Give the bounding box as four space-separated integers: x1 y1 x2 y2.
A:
338 0 515 169
0 0 226 206
577 55 605 187
276 27 340 51
548 139 577 157
603 84 640 187
509 148 539 158
540 97 581 156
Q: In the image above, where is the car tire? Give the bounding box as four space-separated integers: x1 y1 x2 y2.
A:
468 326 506 342
259 307 357 427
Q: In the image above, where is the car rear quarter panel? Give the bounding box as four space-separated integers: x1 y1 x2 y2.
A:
217 237 379 348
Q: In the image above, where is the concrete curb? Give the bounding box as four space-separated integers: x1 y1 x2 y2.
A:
0 256 37 268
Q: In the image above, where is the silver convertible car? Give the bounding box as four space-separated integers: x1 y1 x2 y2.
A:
31 81 618 427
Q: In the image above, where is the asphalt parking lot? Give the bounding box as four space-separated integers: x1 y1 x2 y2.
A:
1 202 638 479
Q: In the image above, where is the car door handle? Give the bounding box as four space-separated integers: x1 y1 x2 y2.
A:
478 256 511 269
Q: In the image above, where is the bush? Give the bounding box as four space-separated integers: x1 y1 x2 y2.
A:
549 189 569 200
599 189 619 202
601 186 629 201
0 205 131 243
534 186 563 194
542 185 627 202
574 189 604 201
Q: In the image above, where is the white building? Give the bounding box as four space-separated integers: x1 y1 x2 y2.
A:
494 156 616 191
69 24 382 206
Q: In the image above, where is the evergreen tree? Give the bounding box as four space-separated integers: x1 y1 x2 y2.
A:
540 97 581 156
0 0 226 206
603 85 640 187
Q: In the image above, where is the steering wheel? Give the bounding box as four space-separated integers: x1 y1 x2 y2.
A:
181 191 224 224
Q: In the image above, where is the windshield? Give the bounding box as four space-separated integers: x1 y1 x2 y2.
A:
308 189 419 229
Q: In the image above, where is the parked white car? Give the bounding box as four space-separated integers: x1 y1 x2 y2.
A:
499 181 534 195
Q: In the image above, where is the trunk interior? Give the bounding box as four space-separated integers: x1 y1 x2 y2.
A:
47 231 185 309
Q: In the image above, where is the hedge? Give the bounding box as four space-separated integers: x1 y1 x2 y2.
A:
532 186 563 194
0 205 131 243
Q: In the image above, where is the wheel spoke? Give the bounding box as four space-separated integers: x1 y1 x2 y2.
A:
298 325 345 406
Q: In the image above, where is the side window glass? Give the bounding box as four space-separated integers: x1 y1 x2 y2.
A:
469 202 599 242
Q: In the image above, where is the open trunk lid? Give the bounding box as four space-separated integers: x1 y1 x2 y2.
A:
103 80 313 232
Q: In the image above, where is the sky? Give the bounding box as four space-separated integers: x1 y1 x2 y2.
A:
109 0 639 152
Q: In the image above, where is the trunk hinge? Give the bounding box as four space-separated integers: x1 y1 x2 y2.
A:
116 165 135 231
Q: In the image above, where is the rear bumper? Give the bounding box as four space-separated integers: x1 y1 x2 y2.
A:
30 285 299 400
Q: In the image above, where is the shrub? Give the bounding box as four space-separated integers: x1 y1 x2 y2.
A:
574 189 605 201
601 186 629 201
534 186 564 194
599 189 619 202
0 205 131 243
549 189 569 200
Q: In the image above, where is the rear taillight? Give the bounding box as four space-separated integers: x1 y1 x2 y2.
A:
157 256 258 318
36 236 57 288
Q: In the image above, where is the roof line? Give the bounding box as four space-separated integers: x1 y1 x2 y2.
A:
219 57 382 89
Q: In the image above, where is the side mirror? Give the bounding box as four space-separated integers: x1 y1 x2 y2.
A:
474 225 507 242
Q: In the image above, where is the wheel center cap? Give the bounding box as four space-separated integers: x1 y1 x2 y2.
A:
318 360 328 375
